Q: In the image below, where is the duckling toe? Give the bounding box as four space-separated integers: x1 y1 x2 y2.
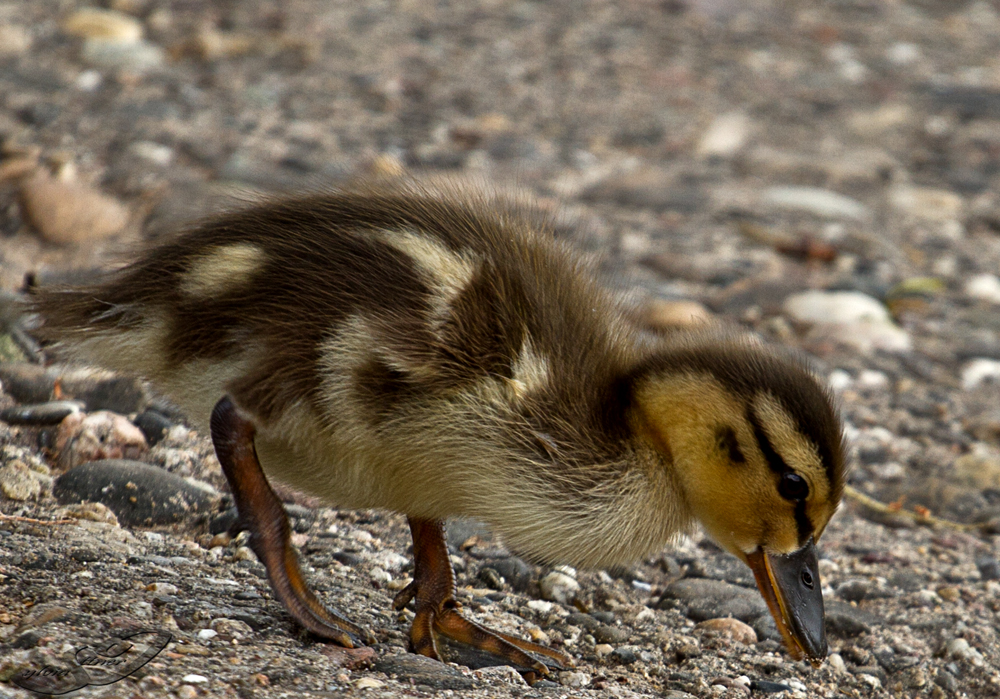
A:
401 517 571 682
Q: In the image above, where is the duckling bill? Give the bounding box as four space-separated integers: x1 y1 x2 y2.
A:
33 185 845 675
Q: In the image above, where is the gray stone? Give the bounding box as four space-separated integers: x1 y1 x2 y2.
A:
374 652 476 689
975 555 1000 581
54 459 217 526
484 557 534 593
592 624 629 644
609 646 638 664
658 578 768 623
825 600 878 637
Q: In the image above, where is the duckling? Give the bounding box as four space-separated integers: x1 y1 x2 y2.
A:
33 184 845 678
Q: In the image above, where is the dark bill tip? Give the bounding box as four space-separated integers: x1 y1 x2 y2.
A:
746 538 827 664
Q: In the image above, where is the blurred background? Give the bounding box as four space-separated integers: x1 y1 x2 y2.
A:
3 2 1000 695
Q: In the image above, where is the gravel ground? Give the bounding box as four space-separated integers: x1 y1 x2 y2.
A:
3 1 1000 697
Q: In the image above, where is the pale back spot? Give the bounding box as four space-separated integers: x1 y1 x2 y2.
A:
375 229 478 305
508 336 550 399
180 243 267 298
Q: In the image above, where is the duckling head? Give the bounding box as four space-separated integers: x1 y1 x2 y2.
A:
631 333 845 664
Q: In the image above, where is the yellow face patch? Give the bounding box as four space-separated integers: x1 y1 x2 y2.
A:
180 243 267 298
632 373 836 558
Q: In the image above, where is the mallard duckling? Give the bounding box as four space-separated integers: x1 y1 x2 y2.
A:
33 184 845 677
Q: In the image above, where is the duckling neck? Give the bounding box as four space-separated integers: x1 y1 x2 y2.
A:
449 381 695 570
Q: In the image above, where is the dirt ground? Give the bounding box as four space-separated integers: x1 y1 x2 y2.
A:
3 1 1000 697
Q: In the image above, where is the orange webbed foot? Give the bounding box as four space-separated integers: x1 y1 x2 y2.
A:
395 517 573 683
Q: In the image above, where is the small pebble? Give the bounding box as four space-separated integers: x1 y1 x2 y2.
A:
146 582 178 595
19 169 130 245
828 370 852 391
0 460 43 500
965 274 1000 304
764 186 868 221
473 665 527 686
130 141 174 166
857 370 889 389
558 671 589 688
695 617 757 645
197 629 217 640
0 24 31 57
644 299 714 329
697 112 750 158
56 410 147 469
946 638 984 665
961 358 1000 390
80 38 165 72
784 290 889 325
182 674 208 683
539 570 579 604
937 586 960 603
353 678 384 690
369 567 391 584
526 599 554 614
828 653 847 673
177 686 197 699
975 555 1000 581
62 8 143 43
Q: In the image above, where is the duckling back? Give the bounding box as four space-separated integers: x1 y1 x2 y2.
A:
34 187 689 568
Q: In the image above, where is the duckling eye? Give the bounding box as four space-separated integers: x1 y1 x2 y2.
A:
715 426 745 464
778 472 809 501
801 569 814 589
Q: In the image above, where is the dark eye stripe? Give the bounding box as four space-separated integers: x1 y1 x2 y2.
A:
748 408 813 546
747 409 791 476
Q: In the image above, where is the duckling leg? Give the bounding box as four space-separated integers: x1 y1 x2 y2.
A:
210 396 371 647
393 517 572 680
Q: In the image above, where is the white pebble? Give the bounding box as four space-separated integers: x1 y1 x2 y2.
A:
75 70 102 91
539 571 580 604
197 629 217 640
828 370 852 391
947 638 985 665
828 652 847 673
348 529 373 543
130 141 174 166
354 678 385 690
785 290 889 324
527 599 554 614
369 567 392 583
962 358 1000 390
697 112 749 158
182 674 208 683
559 671 590 688
966 274 1000 304
764 186 868 221
857 370 889 389
786 678 808 692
